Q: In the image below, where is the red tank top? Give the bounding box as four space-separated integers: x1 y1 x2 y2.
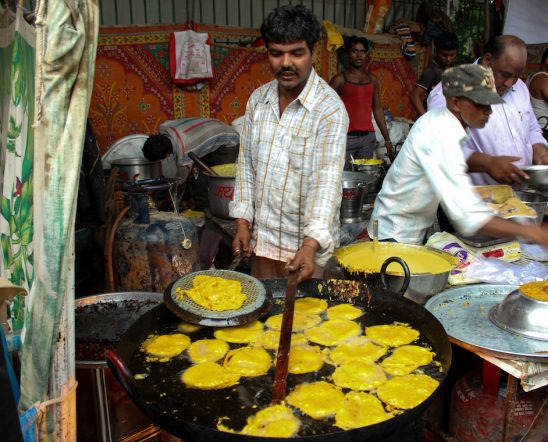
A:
340 80 375 132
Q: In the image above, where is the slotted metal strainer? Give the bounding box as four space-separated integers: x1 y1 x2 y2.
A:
163 270 273 327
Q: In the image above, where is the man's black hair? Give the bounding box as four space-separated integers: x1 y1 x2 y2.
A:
260 4 321 51
142 134 173 162
542 48 548 65
483 35 526 61
434 32 459 51
344 35 370 53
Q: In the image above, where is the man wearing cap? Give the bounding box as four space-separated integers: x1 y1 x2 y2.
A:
428 35 548 186
368 64 548 247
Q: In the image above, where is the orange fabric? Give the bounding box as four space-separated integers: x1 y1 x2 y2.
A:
90 23 425 153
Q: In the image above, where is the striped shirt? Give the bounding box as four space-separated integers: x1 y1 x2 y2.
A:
229 69 349 266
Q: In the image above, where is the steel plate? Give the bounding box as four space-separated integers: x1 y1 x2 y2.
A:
425 284 548 362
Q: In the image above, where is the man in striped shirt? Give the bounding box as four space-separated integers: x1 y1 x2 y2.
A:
229 4 349 282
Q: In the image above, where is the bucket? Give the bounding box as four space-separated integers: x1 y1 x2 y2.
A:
111 158 162 183
75 292 162 441
340 172 375 224
350 160 385 193
206 163 236 219
514 190 547 225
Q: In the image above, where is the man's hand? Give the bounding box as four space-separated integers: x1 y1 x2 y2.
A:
485 155 529 185
286 239 319 283
533 144 548 165
232 218 253 258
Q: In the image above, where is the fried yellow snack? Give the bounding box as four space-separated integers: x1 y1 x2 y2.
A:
335 391 393 430
187 339 230 364
175 274 247 311
519 280 548 301
214 320 263 344
286 381 344 419
265 312 322 332
381 345 435 376
250 330 307 350
332 360 386 391
325 336 387 365
240 405 300 437
142 334 191 359
365 323 420 347
177 322 202 333
294 297 328 314
326 303 364 320
224 347 272 377
376 374 439 409
287 345 324 374
305 319 361 346
182 362 240 390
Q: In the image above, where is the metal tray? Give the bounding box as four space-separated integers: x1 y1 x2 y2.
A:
425 284 548 362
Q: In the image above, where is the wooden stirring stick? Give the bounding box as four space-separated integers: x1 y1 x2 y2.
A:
271 271 299 403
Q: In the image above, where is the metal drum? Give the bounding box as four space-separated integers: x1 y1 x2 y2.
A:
340 172 376 224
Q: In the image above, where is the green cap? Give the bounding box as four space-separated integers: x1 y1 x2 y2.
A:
442 64 503 105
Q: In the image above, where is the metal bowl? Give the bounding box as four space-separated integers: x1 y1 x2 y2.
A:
522 165 548 191
489 287 548 341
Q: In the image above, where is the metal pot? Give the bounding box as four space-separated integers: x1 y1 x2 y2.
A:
206 163 236 219
340 172 376 223
111 158 162 183
350 162 385 193
327 242 459 305
105 277 451 442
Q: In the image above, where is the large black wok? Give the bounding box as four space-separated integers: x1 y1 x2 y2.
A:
106 277 451 442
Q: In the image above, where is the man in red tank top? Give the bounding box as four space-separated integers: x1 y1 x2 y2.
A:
330 36 393 164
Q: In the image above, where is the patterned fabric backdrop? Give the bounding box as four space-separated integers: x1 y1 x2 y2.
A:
90 23 424 153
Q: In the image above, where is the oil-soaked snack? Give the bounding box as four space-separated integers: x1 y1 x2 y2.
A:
142 333 191 359
326 304 363 320
376 374 439 409
187 339 230 364
182 362 240 389
250 330 307 350
240 404 300 437
325 336 387 365
175 274 247 311
177 322 202 333
224 347 272 377
266 312 322 332
287 345 324 374
332 360 387 391
365 323 420 347
381 345 435 376
294 297 328 314
519 281 548 301
213 320 263 344
305 319 361 346
335 391 393 430
286 381 344 419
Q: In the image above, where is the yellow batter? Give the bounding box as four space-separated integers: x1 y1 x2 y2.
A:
335 243 457 275
519 281 548 301
287 345 324 374
325 336 387 365
335 391 393 430
286 381 345 419
187 339 230 364
352 158 383 165
182 362 240 390
211 163 237 177
213 320 263 344
223 347 272 377
177 322 202 333
365 323 420 347
239 404 300 438
381 345 435 376
332 360 387 391
304 319 361 346
250 330 308 350
141 333 191 360
265 312 322 332
377 374 439 409
175 274 247 311
326 304 363 320
294 297 328 314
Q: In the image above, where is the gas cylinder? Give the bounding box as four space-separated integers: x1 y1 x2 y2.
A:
113 187 200 293
449 370 547 441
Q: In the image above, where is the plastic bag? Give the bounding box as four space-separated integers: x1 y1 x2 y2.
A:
169 30 213 84
465 257 548 285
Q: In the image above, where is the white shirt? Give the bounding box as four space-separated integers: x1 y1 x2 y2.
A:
229 69 349 265
368 108 492 244
428 79 547 185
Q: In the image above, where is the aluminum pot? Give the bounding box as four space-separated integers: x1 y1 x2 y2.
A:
111 158 162 183
340 172 376 223
326 242 459 305
206 163 236 219
350 162 385 193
